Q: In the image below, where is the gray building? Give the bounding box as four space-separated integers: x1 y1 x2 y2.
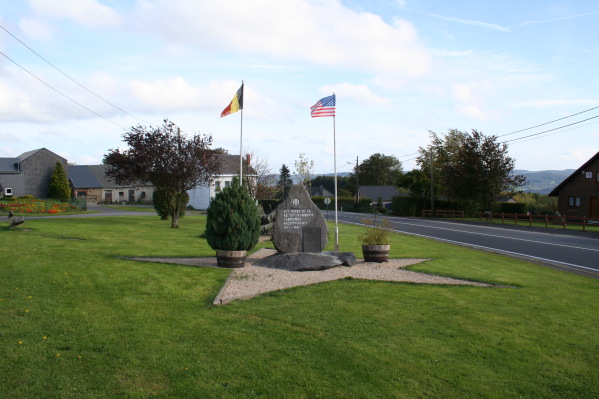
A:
356 185 405 207
0 148 67 198
69 164 154 204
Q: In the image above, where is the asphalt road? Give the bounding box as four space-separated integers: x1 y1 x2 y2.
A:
335 211 599 278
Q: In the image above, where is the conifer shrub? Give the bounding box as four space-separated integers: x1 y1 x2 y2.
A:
48 162 71 200
205 180 260 251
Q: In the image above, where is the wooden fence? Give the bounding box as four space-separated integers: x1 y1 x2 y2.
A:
421 209 599 232
478 212 599 232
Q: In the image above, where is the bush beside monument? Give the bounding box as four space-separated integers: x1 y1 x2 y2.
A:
204 180 261 268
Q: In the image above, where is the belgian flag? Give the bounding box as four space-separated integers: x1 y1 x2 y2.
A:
220 83 244 118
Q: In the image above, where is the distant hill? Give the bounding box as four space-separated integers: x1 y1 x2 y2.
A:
514 170 574 194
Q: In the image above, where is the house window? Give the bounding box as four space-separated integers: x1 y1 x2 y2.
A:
119 192 124 198
77 191 87 197
215 181 221 192
568 196 581 209
140 191 146 198
596 171 599 183
225 181 231 188
4 188 12 196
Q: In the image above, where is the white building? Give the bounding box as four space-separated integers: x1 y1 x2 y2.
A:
187 154 255 210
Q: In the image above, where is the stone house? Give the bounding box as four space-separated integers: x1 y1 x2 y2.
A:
549 151 599 219
0 148 68 198
68 164 155 204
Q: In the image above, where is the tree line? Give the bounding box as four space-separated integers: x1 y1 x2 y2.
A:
102 119 531 227
279 129 528 214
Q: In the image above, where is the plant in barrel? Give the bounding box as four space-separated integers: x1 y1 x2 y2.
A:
205 179 261 267
359 218 392 262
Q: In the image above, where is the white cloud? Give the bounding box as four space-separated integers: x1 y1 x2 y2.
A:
510 99 598 108
133 0 430 77
429 13 510 32
518 11 599 27
452 82 500 121
18 18 55 41
129 77 203 112
559 147 598 165
28 0 122 27
319 82 389 105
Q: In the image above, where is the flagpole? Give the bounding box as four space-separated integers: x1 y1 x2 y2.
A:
333 105 339 252
239 81 244 185
239 107 243 185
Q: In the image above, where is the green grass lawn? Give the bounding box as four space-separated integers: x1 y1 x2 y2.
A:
2 215 598 398
101 204 156 212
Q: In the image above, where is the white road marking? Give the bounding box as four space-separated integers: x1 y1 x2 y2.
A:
340 216 598 273
342 213 599 253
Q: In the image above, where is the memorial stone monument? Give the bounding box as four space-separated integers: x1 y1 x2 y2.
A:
259 184 356 271
272 184 328 253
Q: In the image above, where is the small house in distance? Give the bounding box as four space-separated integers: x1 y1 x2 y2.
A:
356 185 406 209
68 165 155 204
549 151 599 219
0 148 67 198
311 185 334 198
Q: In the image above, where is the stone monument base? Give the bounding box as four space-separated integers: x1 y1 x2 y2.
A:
255 251 356 272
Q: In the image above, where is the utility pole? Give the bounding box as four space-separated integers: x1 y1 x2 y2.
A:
355 156 359 204
430 150 434 218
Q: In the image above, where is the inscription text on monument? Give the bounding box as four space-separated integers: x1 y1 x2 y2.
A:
282 209 315 230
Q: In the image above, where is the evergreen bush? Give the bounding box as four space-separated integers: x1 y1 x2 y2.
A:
48 162 71 200
205 180 260 251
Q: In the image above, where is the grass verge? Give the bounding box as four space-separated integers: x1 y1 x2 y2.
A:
1 215 598 398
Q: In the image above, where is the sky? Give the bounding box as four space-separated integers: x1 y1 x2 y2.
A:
0 0 598 176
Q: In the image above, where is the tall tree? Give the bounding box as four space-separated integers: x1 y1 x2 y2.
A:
354 153 402 186
48 162 71 200
396 169 430 200
418 129 526 211
104 119 221 228
278 164 293 200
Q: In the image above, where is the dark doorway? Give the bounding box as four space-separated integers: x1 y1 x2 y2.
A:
129 190 135 203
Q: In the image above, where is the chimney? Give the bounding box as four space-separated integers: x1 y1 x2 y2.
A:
246 153 251 167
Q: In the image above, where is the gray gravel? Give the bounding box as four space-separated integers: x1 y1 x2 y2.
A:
129 248 491 305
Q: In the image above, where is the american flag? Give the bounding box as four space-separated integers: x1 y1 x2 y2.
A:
310 94 336 118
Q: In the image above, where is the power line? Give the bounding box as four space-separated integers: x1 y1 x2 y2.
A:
397 152 419 158
498 104 599 137
508 119 599 145
0 24 152 125
504 115 599 143
0 50 126 128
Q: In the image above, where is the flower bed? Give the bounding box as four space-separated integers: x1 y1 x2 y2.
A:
0 199 79 214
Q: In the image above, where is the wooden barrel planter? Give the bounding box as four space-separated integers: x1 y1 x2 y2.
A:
216 250 247 268
362 244 390 263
